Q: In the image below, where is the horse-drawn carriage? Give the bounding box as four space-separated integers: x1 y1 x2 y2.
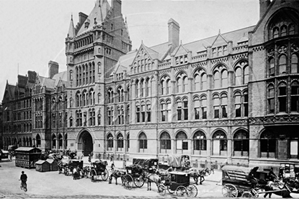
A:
158 171 198 197
222 165 292 198
58 158 83 178
90 159 109 182
121 157 159 189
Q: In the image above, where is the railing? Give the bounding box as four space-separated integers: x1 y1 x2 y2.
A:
158 62 171 69
192 54 207 62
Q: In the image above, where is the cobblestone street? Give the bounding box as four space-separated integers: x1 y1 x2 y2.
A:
0 159 224 198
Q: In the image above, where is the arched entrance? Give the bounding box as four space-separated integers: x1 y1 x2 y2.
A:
78 131 93 156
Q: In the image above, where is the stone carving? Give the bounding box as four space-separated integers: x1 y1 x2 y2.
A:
278 45 287 54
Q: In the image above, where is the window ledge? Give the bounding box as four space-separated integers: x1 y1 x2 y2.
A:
232 156 249 159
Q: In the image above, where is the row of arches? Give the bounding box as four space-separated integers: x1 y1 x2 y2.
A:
75 62 95 86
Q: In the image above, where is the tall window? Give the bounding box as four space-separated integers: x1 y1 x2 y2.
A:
201 73 207 90
235 93 242 117
278 55 287 74
233 130 249 156
146 102 151 122
278 83 287 112
213 95 220 118
235 67 242 86
36 134 41 147
193 131 206 151
166 79 171 94
140 79 144 97
176 131 188 151
243 91 248 116
117 133 124 149
176 99 182 121
260 131 276 158
58 134 63 149
201 95 207 119
291 81 299 112
269 58 275 77
146 78 150 97
194 97 200 120
221 70 228 87
194 74 200 91
107 133 113 150
139 132 147 151
183 98 188 120
291 54 299 73
244 66 249 84
212 131 227 155
221 94 227 118
176 73 187 93
267 84 275 113
136 104 140 123
213 71 220 88
160 132 171 151
52 134 56 149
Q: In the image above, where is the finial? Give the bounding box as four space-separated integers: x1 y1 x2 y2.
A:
71 13 73 20
219 29 221 34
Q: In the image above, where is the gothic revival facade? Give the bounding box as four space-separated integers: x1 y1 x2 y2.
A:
1 0 298 171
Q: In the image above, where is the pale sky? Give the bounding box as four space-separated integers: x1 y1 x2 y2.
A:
0 0 259 101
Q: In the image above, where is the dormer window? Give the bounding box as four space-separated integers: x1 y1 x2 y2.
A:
85 19 90 28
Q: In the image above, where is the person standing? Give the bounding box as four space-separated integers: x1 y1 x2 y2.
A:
20 171 27 190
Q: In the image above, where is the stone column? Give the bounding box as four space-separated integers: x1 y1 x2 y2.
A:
188 77 193 120
131 81 136 124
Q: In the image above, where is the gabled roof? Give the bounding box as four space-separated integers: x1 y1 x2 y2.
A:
52 71 67 85
109 50 138 76
182 26 255 56
211 33 228 47
3 83 16 101
76 0 111 36
172 44 189 57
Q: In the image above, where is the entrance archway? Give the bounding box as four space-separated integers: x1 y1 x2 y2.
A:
78 131 93 156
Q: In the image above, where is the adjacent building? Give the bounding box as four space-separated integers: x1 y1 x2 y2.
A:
1 0 298 171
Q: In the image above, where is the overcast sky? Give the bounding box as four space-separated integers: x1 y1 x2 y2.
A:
0 0 259 100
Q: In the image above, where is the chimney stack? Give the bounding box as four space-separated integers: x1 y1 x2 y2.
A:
259 0 271 19
48 61 59 79
112 0 122 17
168 18 180 52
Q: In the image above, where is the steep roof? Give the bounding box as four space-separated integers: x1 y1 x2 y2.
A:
76 0 111 36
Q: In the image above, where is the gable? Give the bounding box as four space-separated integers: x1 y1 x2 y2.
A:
132 44 158 69
211 33 228 47
172 45 189 57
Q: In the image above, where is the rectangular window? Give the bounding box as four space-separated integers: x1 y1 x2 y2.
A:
214 107 219 118
194 108 200 119
202 107 207 119
235 105 241 117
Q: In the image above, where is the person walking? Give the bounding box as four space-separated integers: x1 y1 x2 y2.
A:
20 171 27 191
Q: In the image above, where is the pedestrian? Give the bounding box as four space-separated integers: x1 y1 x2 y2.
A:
20 171 27 190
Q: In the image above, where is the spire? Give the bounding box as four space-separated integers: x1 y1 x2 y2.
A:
67 15 75 38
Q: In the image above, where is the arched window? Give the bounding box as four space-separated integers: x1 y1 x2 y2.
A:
243 66 249 84
291 81 299 112
212 131 227 155
221 70 228 88
235 67 242 86
193 131 206 152
183 76 188 92
273 27 279 38
140 79 144 97
176 131 188 151
269 58 275 77
145 78 150 97
233 130 249 156
260 131 276 158
213 71 220 88
135 80 139 98
160 132 171 151
139 132 147 151
278 55 287 74
176 77 182 93
107 133 113 150
58 134 63 149
278 83 287 112
194 74 200 91
289 24 295 35
176 99 182 121
280 25 287 37
243 91 248 116
267 84 275 113
117 133 123 149
166 79 171 94
52 134 56 149
201 73 207 90
291 54 299 74
146 101 151 122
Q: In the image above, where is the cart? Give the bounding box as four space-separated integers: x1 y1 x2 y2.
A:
222 165 291 198
90 160 109 182
132 157 158 173
158 171 198 197
122 164 145 189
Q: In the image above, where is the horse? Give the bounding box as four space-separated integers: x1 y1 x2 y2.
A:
187 168 205 185
108 169 127 185
145 171 162 191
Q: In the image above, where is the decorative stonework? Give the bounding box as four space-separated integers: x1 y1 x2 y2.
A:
211 57 228 64
277 45 287 54
249 115 299 125
267 48 275 57
291 44 299 53
174 65 189 71
191 61 207 68
232 53 248 61
252 45 264 52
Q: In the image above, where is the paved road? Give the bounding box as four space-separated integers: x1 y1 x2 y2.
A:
0 159 224 198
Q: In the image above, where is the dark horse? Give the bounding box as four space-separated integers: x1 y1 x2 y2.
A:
108 169 127 185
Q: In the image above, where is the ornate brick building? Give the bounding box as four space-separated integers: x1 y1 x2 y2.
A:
1 0 298 170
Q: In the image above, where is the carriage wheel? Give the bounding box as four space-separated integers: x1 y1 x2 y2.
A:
158 185 166 196
222 184 238 197
187 184 198 197
134 176 145 188
123 174 133 189
175 186 188 197
101 169 109 181
167 185 175 194
241 191 254 198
